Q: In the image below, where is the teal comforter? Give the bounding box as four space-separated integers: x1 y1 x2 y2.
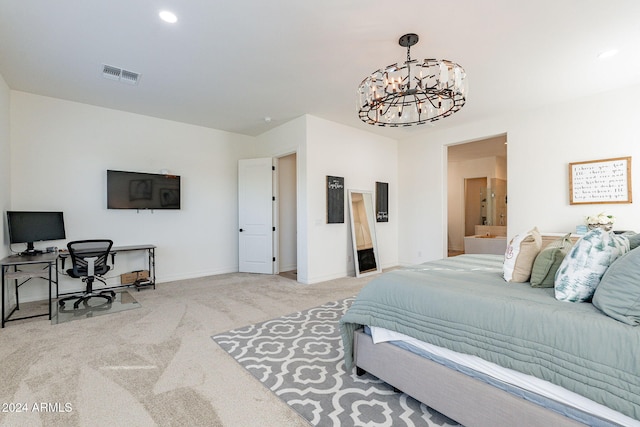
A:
339 254 640 420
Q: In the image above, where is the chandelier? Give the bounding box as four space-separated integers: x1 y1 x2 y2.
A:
357 33 467 127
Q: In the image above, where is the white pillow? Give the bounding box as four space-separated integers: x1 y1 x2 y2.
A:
503 227 542 282
554 229 630 302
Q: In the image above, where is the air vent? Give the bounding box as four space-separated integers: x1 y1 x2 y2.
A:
102 64 141 85
120 69 141 85
102 64 121 80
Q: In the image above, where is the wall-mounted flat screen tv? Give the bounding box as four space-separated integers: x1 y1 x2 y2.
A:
107 170 181 210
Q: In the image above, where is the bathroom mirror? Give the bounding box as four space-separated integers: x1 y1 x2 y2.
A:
348 190 382 277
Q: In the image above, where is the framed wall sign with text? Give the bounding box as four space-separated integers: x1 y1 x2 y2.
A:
326 176 344 223
375 181 389 222
569 156 632 205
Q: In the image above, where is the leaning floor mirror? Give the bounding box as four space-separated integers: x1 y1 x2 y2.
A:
348 190 382 277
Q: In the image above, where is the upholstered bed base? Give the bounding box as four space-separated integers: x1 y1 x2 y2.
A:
353 329 586 427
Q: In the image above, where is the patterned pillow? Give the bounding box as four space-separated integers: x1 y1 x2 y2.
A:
503 227 542 283
554 229 630 302
530 233 573 288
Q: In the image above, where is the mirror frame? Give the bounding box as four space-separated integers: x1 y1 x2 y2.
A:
348 190 382 278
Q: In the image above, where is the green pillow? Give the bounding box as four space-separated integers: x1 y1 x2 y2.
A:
593 247 640 325
530 233 573 288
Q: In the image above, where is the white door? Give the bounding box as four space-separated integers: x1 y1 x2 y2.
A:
238 158 274 274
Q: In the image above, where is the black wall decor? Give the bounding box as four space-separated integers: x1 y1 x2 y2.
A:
326 176 344 223
376 181 389 222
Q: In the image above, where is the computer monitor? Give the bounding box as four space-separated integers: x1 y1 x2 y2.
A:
6 211 66 255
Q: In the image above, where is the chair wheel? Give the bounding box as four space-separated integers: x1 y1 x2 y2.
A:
58 300 65 307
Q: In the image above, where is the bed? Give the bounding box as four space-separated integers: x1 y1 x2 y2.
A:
339 254 640 427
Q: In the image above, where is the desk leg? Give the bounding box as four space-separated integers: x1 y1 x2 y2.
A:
55 257 60 298
13 265 19 311
48 262 52 320
2 266 5 328
150 248 156 290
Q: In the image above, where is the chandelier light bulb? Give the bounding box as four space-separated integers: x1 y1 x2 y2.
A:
357 33 467 127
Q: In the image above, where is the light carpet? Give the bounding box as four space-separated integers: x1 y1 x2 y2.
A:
213 298 461 427
0 272 374 426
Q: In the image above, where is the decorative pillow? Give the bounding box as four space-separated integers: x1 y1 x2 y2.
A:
530 233 573 288
628 232 640 250
503 227 542 282
554 229 630 302
592 247 640 325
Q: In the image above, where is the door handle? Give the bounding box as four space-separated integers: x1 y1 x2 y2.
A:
239 228 244 232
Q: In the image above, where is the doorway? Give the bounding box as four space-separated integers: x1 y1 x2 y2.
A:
447 135 507 256
277 153 297 279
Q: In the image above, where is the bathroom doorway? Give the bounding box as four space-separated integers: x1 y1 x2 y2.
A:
447 135 507 256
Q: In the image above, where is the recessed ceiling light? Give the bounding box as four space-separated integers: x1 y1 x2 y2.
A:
597 49 619 60
159 10 178 24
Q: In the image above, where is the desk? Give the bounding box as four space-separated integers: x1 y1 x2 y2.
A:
1 252 58 328
2 244 156 328
57 244 156 297
110 244 156 291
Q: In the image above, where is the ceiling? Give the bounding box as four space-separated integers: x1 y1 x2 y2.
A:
1 1 640 139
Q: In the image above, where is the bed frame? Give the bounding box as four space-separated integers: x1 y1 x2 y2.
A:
353 329 588 427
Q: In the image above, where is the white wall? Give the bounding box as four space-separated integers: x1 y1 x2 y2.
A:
254 115 399 284
0 75 9 259
10 91 255 299
8 98 399 299
399 83 640 265
253 116 308 280
14 80 639 298
305 116 398 283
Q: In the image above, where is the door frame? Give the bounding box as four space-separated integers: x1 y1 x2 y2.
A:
274 152 297 276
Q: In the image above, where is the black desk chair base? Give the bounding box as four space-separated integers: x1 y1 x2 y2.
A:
58 277 116 309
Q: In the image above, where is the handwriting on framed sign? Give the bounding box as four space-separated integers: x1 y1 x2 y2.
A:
569 157 632 205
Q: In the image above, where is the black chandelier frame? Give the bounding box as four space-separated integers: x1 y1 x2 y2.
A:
357 33 467 127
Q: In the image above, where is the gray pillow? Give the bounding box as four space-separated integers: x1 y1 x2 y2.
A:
628 233 640 250
530 233 573 288
593 247 640 325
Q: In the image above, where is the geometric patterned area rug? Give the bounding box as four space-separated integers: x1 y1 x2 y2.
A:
212 298 461 427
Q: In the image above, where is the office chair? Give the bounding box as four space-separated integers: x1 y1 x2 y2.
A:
58 239 116 309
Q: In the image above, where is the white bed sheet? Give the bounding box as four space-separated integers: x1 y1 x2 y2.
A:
370 326 640 427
